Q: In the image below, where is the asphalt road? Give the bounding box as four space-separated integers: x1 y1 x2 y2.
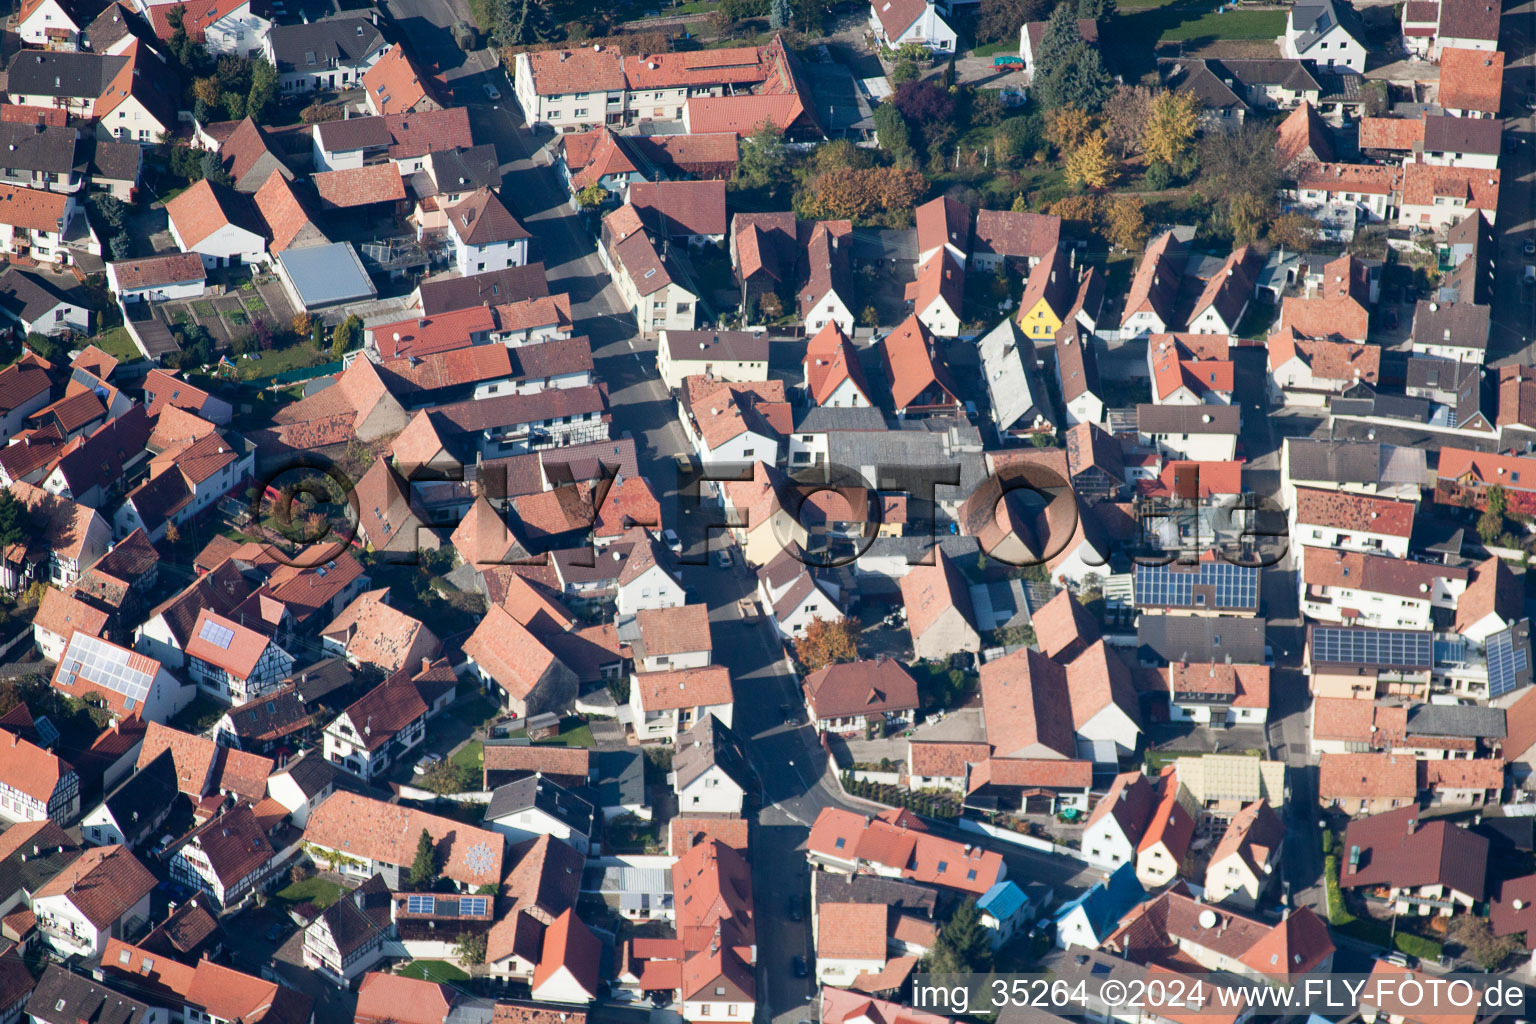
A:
1490 0 1536 363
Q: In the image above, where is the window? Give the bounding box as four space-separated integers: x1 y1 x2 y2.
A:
715 988 726 997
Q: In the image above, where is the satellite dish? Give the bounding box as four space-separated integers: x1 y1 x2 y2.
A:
1198 909 1218 929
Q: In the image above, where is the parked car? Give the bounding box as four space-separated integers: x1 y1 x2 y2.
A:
789 895 803 921
483 82 501 100
717 549 734 569
792 955 809 977
414 753 443 775
663 528 682 554
1524 238 1535 256
265 922 285 943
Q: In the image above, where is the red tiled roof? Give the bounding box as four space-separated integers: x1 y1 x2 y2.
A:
1400 161 1500 212
1438 47 1503 113
1359 116 1426 151
311 163 407 208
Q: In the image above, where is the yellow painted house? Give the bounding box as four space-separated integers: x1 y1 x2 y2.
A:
1017 248 1077 340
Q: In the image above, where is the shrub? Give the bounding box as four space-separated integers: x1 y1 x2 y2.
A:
1142 161 1173 191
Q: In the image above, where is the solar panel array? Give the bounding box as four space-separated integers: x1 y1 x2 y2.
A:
458 896 488 916
406 894 436 914
199 617 235 650
1487 626 1531 698
1312 627 1432 668
1133 561 1258 609
58 633 153 703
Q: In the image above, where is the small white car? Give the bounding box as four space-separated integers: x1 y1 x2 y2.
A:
413 753 444 775
663 528 682 554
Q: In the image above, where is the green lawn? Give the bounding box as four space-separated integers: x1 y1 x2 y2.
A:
503 717 596 748
168 695 229 734
451 739 484 772
971 41 1017 56
1108 0 1283 77
239 341 331 381
398 960 469 982
90 326 141 363
1158 7 1283 40
274 876 344 910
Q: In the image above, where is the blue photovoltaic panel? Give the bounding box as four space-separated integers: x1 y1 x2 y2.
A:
459 896 488 916
198 618 235 650
406 894 435 914
1487 626 1531 698
1312 626 1432 669
1133 561 1258 610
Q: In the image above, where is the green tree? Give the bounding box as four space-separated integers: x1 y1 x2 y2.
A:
732 123 787 190
978 0 1051 42
1142 89 1199 166
873 103 914 165
408 828 437 888
1076 0 1116 20
927 898 993 974
454 932 488 966
769 0 790 29
331 314 363 360
576 183 609 208
1480 485 1508 543
797 617 859 670
247 59 278 122
496 0 555 47
201 150 233 188
1032 29 1114 112
0 491 32 551
993 114 1043 167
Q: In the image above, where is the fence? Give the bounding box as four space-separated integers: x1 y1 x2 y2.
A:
848 770 902 786
251 361 345 390
956 816 1080 857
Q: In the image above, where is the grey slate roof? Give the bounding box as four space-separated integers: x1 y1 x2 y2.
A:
270 749 339 798
485 774 595 836
673 713 755 793
1290 0 1366 53
1136 614 1266 666
792 405 889 432
826 429 989 498
7 50 125 98
417 263 549 315
1284 437 1426 487
977 318 1049 434
309 873 390 957
1331 385 1432 424
814 872 939 915
31 965 154 1024
0 267 76 324
1136 403 1241 435
1406 703 1507 738
590 748 644 812
427 143 501 194
0 122 78 174
267 12 386 73
1406 355 1478 392
83 137 143 184
1423 114 1502 155
101 747 178 840
1413 299 1490 352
